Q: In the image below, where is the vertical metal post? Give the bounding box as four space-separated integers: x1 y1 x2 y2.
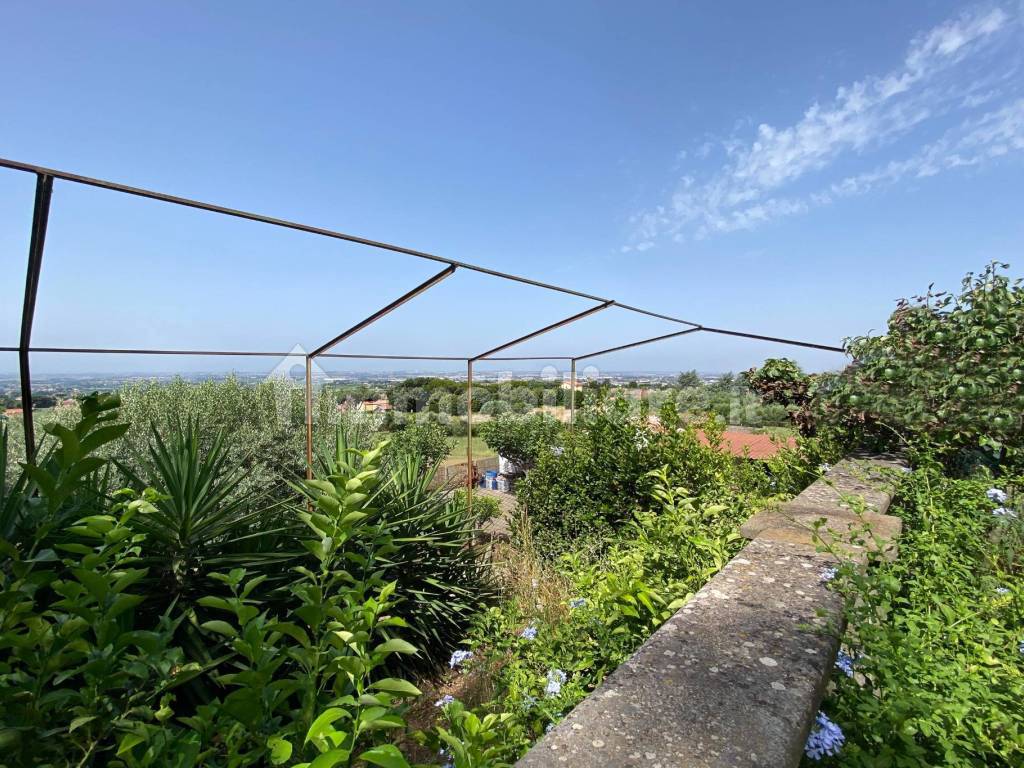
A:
19 174 53 463
466 359 473 516
569 358 577 431
305 355 314 480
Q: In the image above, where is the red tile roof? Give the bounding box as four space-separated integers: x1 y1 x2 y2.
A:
697 430 796 460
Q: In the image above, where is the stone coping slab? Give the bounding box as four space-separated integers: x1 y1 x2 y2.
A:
515 454 905 768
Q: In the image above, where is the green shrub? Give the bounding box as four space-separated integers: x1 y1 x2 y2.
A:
383 418 454 473
820 262 1023 459
477 413 562 469
814 459 1024 767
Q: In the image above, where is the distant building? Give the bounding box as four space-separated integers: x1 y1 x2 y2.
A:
561 380 583 391
357 398 393 413
697 430 796 460
4 407 23 417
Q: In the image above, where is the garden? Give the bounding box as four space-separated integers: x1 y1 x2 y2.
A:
0 263 1022 767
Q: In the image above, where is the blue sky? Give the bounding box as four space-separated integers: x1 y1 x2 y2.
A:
1 1 1022 377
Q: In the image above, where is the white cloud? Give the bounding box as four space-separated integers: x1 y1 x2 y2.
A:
628 5 1020 244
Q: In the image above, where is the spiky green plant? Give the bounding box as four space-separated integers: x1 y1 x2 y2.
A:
302 427 494 668
120 421 296 607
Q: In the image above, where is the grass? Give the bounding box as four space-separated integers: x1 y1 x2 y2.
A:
444 435 496 464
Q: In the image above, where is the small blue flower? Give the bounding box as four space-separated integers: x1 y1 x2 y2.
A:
993 507 1018 518
996 587 1010 595
1019 640 1024 655
520 623 538 640
804 710 845 760
987 488 1008 504
834 651 855 678
820 566 838 583
521 694 538 710
449 649 473 669
819 463 832 475
434 694 455 708
569 598 587 609
545 669 567 697
545 722 555 734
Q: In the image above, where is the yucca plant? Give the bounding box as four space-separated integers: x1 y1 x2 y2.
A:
304 427 494 668
375 455 496 669
120 421 296 607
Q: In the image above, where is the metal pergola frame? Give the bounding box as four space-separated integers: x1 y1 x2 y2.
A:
0 157 844 511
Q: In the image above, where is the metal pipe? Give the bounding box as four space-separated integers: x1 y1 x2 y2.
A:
0 157 610 304
471 301 613 362
466 359 473 517
18 174 53 462
305 356 314 480
569 358 576 431
611 302 701 328
309 264 456 358
2 346 294 356
700 326 845 353
574 327 702 361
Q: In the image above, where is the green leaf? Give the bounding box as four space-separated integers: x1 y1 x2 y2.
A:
358 744 412 768
69 715 96 732
268 735 293 765
369 678 422 697
201 620 238 637
305 708 349 746
373 638 418 656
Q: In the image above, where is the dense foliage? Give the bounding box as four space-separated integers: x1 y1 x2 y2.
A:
517 396 819 557
0 394 493 767
477 414 562 470
812 458 1023 766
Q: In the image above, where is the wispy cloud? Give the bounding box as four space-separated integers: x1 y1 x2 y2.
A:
629 5 1021 244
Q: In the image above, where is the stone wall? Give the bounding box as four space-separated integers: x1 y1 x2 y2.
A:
516 454 906 768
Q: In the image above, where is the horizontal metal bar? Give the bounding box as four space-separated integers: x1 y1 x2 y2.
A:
318 353 467 361
2 346 293 356
479 356 575 361
310 264 456 358
471 301 613 362
0 157 610 304
700 326 845 353
574 327 703 361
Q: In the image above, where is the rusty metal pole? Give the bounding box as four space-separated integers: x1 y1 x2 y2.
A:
305 355 314 480
18 174 53 463
466 359 473 517
569 358 576 431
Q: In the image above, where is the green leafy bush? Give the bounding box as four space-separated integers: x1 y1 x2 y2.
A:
814 459 1023 767
820 262 1023 459
477 414 562 470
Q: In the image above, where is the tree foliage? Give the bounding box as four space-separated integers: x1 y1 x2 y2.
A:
818 262 1023 456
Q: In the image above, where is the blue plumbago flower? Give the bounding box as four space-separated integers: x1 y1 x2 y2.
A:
520 623 538 640
996 587 1010 595
569 597 587 609
987 488 1008 504
834 651 855 678
545 669 567 697
1019 640 1024 655
439 748 454 768
820 566 838 583
449 650 473 669
434 694 455 708
804 711 845 760
993 507 1018 518
521 694 538 710
545 722 555 734
819 463 832 475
